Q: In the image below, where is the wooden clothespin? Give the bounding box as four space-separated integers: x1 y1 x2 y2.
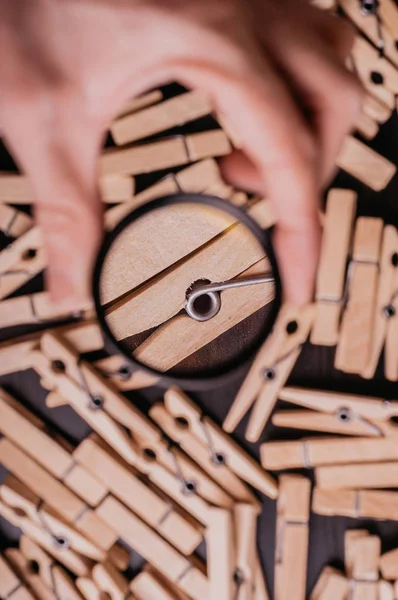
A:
19 536 83 600
73 435 204 556
0 292 92 330
134 258 273 373
379 581 395 600
76 579 103 600
335 217 384 374
234 503 261 600
355 111 379 140
33 332 235 512
0 474 105 562
315 461 398 490
0 389 108 507
362 93 392 124
351 34 398 109
105 199 270 340
345 530 380 600
205 507 236 600
105 158 229 228
336 136 396 191
362 225 398 380
130 567 190 600
0 205 32 240
341 0 398 68
311 189 357 346
0 554 35 600
111 90 212 146
151 387 277 500
0 171 134 204
313 487 398 521
310 567 348 600
92 562 129 600
223 304 314 442
380 548 398 581
106 543 130 572
261 437 398 470
5 548 54 600
273 386 398 437
100 130 231 177
96 495 209 600
379 0 398 35
0 226 45 300
117 89 163 118
274 475 311 600
0 437 118 554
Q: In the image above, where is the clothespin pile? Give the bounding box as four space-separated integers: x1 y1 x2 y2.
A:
0 381 272 600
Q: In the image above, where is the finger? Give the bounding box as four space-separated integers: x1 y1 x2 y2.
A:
312 11 356 62
3 111 103 310
172 54 321 304
257 7 363 186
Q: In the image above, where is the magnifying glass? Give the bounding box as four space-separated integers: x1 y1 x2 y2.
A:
93 193 281 389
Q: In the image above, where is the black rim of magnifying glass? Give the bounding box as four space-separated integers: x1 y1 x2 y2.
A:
93 193 282 390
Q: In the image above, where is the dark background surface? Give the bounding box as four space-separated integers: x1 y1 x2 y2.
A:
1 82 398 598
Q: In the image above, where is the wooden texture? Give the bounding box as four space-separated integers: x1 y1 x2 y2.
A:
111 90 212 145
164 387 278 499
274 476 310 600
73 436 203 555
380 548 398 581
313 488 398 520
134 259 274 373
223 304 314 442
0 206 32 238
336 136 396 190
116 90 163 117
100 130 231 176
205 507 235 600
311 189 357 345
261 437 398 470
363 225 398 379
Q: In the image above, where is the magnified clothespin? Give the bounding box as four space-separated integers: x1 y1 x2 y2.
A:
274 476 311 600
150 387 277 500
272 386 398 437
223 304 314 442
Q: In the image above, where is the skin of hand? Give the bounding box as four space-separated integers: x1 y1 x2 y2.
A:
0 0 362 309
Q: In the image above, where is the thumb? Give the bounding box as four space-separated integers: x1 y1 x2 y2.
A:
5 119 103 311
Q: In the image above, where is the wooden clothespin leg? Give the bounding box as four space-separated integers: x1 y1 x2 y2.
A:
223 304 314 442
274 476 311 600
311 189 357 346
335 217 384 374
234 503 261 600
345 531 380 600
0 554 35 600
205 507 236 600
362 225 398 379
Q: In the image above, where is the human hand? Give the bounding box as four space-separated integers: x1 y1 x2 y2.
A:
0 0 361 307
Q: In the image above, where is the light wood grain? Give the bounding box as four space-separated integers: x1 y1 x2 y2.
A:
337 136 396 190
